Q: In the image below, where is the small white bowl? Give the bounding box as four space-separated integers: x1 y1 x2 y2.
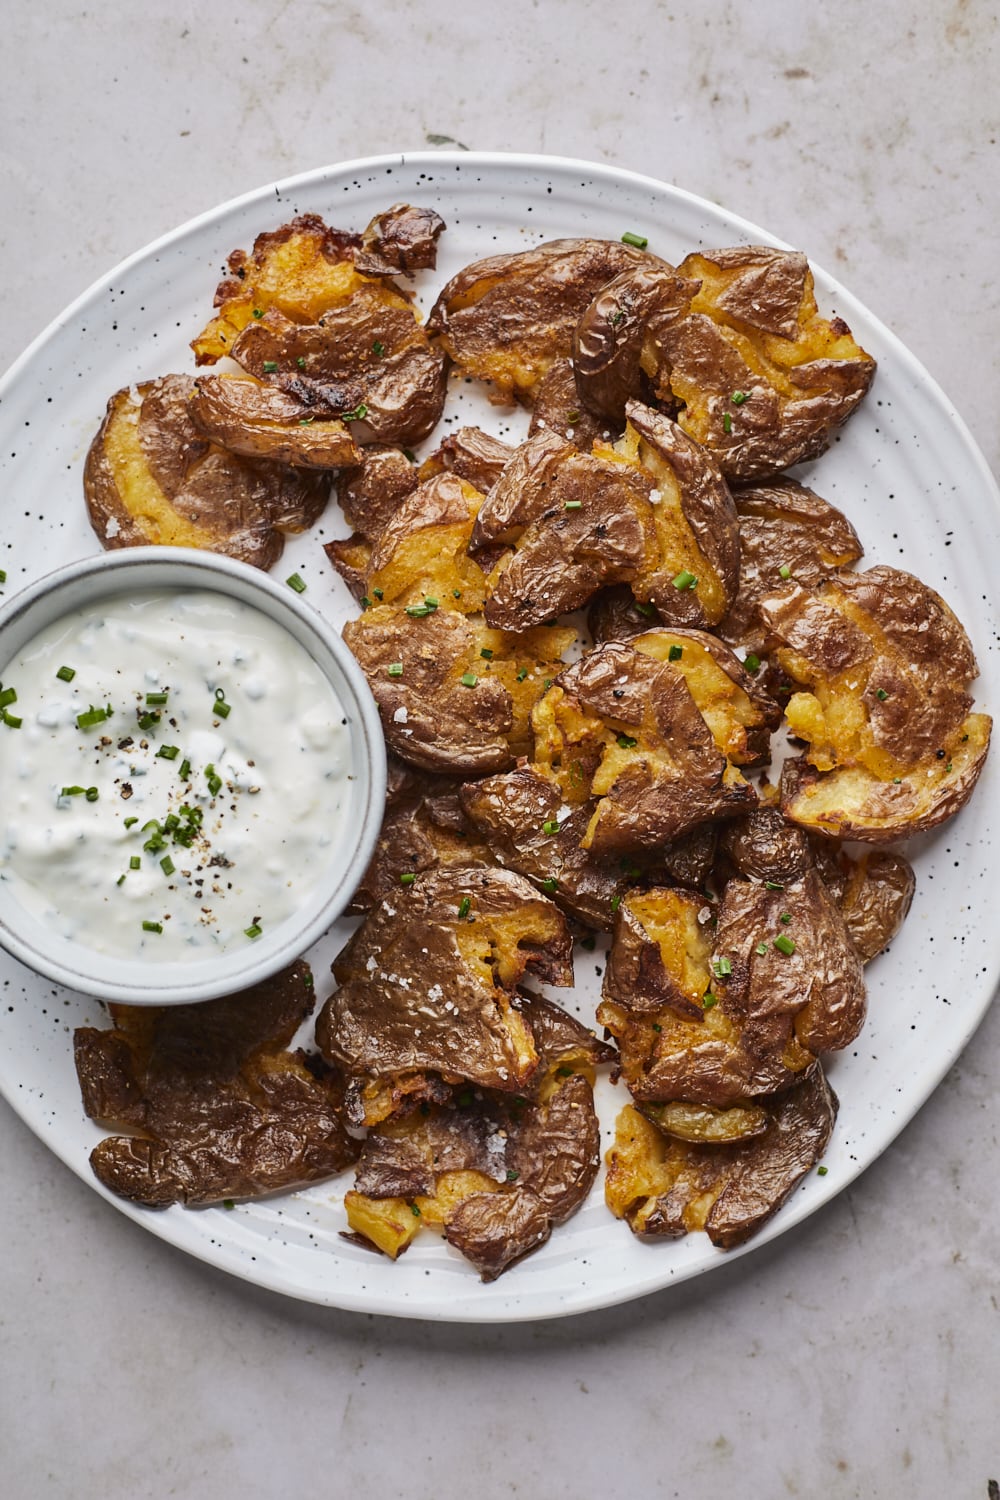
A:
0 547 386 1005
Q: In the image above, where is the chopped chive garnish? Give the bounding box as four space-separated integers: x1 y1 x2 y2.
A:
780 912 792 925
411 1203 422 1217
817 1165 829 1176
262 360 278 373
116 874 126 886
542 819 561 835
611 310 625 327
244 923 263 939
130 856 141 870
635 601 655 617
773 934 796 956
703 993 718 1009
286 572 307 593
405 601 438 617
160 855 175 877
713 956 733 977
876 688 889 701
765 880 784 890
668 644 683 662
296 356 306 369
298 415 314 426
223 1199 236 1209
56 665 76 682
543 679 553 690
163 813 180 833
723 412 733 434
213 688 231 718
341 402 369 422
0 569 6 582
85 787 99 802
372 588 384 600
372 341 385 356
744 653 761 674
387 662 404 678
564 499 583 510
0 687 17 709
480 648 494 660
399 872 416 885
460 672 478 688
179 758 191 779
145 692 168 706
142 921 163 934
566 410 580 423
731 390 748 405
516 667 528 682
778 564 791 580
124 817 138 829
61 785 85 796
756 941 768 956
251 308 263 319
457 896 471 919
621 231 648 248
542 878 558 893
616 733 638 749
452 589 462 598
156 745 180 761
77 702 110 726
137 711 160 731
205 764 222 796
672 569 697 590
1 710 21 727
610 893 622 911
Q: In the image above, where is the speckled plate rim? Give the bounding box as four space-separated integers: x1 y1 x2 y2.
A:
1 150 999 1323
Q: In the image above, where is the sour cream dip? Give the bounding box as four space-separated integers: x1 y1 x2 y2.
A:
0 588 353 962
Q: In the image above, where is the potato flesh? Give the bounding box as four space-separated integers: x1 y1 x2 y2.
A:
623 889 714 1010
633 632 766 763
193 238 414 364
345 1190 422 1258
101 395 218 549
595 424 726 621
367 484 488 612
605 1106 720 1234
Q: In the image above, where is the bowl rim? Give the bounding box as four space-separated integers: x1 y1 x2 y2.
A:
0 545 386 1004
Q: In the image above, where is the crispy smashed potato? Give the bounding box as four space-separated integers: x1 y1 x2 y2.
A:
718 477 864 651
472 429 660 630
760 566 992 840
606 1068 837 1247
74 961 357 1207
668 247 874 479
84 376 328 567
573 263 699 422
598 861 865 1105
189 373 362 468
428 237 657 402
316 867 574 1125
592 403 740 629
531 637 771 856
348 758 495 914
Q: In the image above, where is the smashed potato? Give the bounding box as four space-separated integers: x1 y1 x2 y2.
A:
605 1068 837 1247
84 376 328 567
761 567 992 840
74 962 357 1207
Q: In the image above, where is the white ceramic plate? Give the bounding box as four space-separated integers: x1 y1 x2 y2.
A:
2 152 998 1323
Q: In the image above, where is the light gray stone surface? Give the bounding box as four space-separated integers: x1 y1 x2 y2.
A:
1 3 998 1496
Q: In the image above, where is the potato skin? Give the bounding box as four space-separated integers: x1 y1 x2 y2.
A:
74 962 358 1208
573 264 700 421
420 425 515 493
316 867 573 1110
718 478 864 650
473 430 659 631
428 237 658 400
189 373 362 468
84 376 328 568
